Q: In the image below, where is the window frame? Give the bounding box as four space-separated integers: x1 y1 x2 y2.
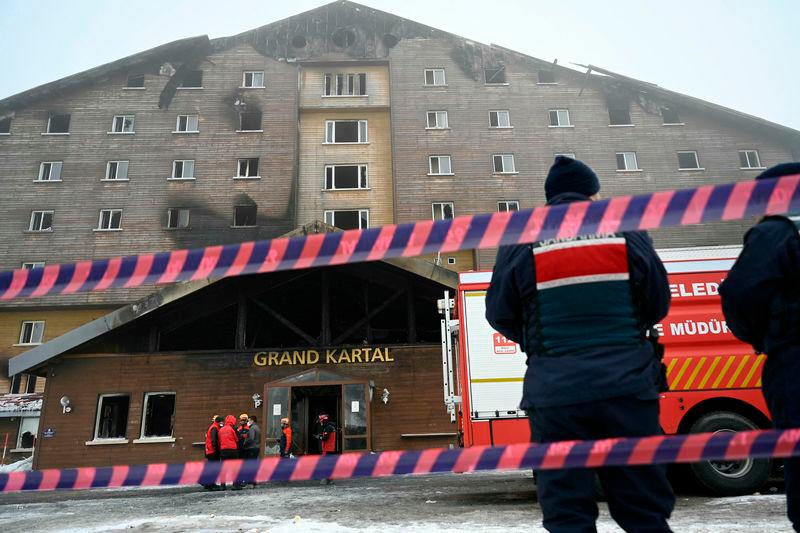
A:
739 150 764 170
548 109 572 127
235 158 261 179
661 107 683 126
428 155 453 176
17 320 45 346
36 161 63 182
615 152 640 172
492 154 517 174
233 205 258 228
323 209 370 230
498 201 520 212
170 160 195 180
426 111 449 129
677 151 704 171
0 116 11 134
324 164 369 190
242 71 265 88
608 106 633 127
431 202 455 221
484 66 508 85
237 111 263 132
22 262 45 270
178 70 203 89
136 392 177 442
109 115 135 134
423 68 446 86
103 160 130 181
45 114 70 135
124 74 145 89
28 210 54 232
174 114 199 133
489 110 512 129
554 152 576 159
324 120 368 144
323 73 367 96
166 208 191 230
537 70 557 85
15 416 39 451
90 393 130 444
96 209 123 231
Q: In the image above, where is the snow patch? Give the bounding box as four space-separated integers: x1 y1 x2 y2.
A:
0 456 32 473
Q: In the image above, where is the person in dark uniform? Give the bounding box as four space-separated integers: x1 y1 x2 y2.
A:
486 156 674 532
719 162 800 531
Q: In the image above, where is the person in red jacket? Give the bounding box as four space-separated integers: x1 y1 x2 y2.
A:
279 417 293 458
218 415 243 490
202 415 223 490
314 413 337 456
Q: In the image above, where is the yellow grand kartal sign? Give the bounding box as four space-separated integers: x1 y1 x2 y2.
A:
253 347 394 366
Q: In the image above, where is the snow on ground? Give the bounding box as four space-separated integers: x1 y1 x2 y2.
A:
0 456 32 473
0 470 790 532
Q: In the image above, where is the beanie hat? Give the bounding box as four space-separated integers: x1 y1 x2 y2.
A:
755 162 800 181
545 156 601 202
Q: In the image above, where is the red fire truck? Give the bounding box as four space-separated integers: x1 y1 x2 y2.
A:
439 246 773 496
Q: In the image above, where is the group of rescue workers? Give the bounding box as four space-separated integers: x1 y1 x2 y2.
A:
486 157 800 532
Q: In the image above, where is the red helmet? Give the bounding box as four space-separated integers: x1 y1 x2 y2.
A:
318 413 329 423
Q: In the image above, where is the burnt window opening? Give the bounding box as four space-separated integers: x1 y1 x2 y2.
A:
0 117 11 134
484 66 507 84
47 114 70 133
94 395 129 440
25 375 37 393
331 28 356 48
126 74 145 88
324 210 369 230
382 33 399 49
661 107 681 124
234 205 258 227
180 70 203 88
239 112 262 131
608 104 632 126
9 374 21 394
325 165 368 190
166 208 190 229
141 393 176 438
291 35 307 48
18 417 38 449
538 70 556 84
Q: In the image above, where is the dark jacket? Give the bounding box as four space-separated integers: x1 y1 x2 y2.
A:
244 422 261 450
485 192 671 408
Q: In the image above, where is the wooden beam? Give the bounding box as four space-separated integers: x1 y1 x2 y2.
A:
250 297 317 345
332 288 404 345
363 283 372 344
406 278 416 344
235 287 248 350
321 270 331 345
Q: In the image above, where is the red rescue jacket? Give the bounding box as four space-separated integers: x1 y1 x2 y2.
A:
204 422 220 456
218 416 240 451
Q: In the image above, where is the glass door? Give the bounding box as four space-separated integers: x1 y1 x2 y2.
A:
342 383 369 451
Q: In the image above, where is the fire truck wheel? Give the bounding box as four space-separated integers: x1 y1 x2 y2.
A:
688 412 770 496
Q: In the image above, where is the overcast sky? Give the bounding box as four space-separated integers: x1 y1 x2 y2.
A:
2 0 798 131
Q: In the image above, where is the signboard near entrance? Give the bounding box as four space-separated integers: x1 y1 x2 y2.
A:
253 347 394 366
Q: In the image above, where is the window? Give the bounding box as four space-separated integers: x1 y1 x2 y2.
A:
22 262 45 270
429 155 453 175
492 154 516 174
678 151 702 170
432 202 454 220
25 375 37 394
739 150 763 169
110 115 135 133
447 257 456 265
28 211 53 232
325 120 368 143
94 394 130 440
18 321 45 345
233 205 258 227
166 208 190 229
242 71 265 88
105 161 129 181
17 417 39 450
46 114 70 134
323 73 367 96
179 70 203 88
489 110 511 128
9 375 21 394
426 111 449 129
171 160 195 179
608 104 632 126
236 158 260 178
661 107 681 125
498 201 520 212
37 161 62 182
555 152 576 159
97 209 123 230
424 68 446 86
125 74 145 88
0 117 10 134
140 393 176 439
324 210 369 230
175 115 198 133
538 70 556 84
484 66 507 84
325 165 368 190
616 152 639 171
238 112 262 131
549 109 571 127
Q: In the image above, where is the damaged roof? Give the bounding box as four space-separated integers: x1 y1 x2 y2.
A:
0 394 43 418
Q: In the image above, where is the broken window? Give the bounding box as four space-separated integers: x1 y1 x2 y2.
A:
608 104 632 126
661 107 681 125
325 165 368 189
677 151 702 170
429 155 452 175
140 393 176 438
166 208 190 229
489 110 511 128
498 201 520 212
432 202 454 221
549 109 571 127
616 152 639 171
175 114 198 132
538 70 556 84
28 211 53 232
233 205 258 227
239 112 262 131
242 71 265 88
19 321 45 345
111 115 135 133
105 161 129 181
484 66 507 84
94 394 129 440
324 210 369 230
493 154 516 174
17 417 39 450
47 114 70 133
323 73 367 96
97 209 123 230
37 161 62 182
236 158 259 178
331 28 356 48
424 68 446 86
0 117 11 133
180 70 203 88
325 120 368 143
21 262 45 270
126 74 145 88
426 111 448 129
171 160 195 179
739 150 762 169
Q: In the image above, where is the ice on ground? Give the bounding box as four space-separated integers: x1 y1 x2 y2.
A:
0 456 32 473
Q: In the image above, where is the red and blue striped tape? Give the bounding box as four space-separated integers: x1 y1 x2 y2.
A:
1 174 798 301
2 428 799 493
